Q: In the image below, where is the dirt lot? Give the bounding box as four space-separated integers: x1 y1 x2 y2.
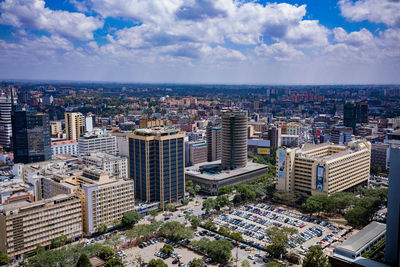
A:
123 241 218 266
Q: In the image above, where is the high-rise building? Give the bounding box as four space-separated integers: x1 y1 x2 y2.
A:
206 126 222 162
385 147 400 266
85 115 94 132
221 110 248 170
343 102 357 134
268 125 281 148
65 112 85 140
356 101 369 123
12 110 51 164
0 194 82 258
0 95 16 150
370 143 389 172
277 141 370 196
129 128 185 206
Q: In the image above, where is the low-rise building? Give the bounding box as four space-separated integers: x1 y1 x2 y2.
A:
78 130 117 155
51 139 78 157
82 152 128 179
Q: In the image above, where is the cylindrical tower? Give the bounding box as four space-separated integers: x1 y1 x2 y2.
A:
221 110 248 170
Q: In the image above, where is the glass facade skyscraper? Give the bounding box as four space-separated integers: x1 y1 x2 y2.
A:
12 110 51 163
129 128 185 206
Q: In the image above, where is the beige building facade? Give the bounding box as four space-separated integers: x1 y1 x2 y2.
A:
276 141 371 196
0 194 82 258
65 112 85 140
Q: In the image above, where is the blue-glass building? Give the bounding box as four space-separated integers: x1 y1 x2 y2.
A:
129 128 185 206
12 110 51 163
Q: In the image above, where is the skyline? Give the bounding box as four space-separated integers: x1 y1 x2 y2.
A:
0 0 399 84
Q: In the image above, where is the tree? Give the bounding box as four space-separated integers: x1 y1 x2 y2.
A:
51 234 68 248
203 220 217 231
241 259 251 267
302 245 330 267
96 223 108 234
148 259 168 267
266 262 284 267
345 206 370 228
202 198 216 213
302 195 334 215
34 244 45 255
218 225 232 237
189 258 205 267
371 165 382 175
272 191 296 206
0 252 10 266
182 199 190 206
216 195 231 209
99 246 115 261
204 240 233 263
122 211 141 227
191 238 233 263
160 244 174 256
230 231 243 242
266 226 298 258
187 215 200 228
76 253 92 267
105 257 123 267
165 203 176 212
104 233 122 248
158 221 194 242
219 186 233 195
330 192 355 214
150 209 159 220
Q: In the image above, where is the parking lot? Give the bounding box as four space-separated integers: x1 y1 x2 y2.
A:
211 202 349 256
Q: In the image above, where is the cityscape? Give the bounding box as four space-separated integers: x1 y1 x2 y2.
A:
0 1 400 267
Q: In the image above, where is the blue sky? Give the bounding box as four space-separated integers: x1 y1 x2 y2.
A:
0 0 399 84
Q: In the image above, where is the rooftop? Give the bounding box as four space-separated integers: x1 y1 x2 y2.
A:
186 160 268 181
336 221 386 254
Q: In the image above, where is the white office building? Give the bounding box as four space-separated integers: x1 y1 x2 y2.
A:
78 130 117 155
82 152 128 179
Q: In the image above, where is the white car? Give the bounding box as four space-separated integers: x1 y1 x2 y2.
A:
248 255 254 260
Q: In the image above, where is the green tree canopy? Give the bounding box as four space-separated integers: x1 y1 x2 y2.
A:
159 221 194 242
96 223 108 234
216 195 231 209
219 186 233 195
266 226 298 258
148 259 168 267
189 258 206 267
165 203 176 212
191 238 233 263
121 211 141 227
202 198 216 212
302 245 330 267
99 246 115 261
187 214 201 228
203 220 217 231
241 259 251 267
105 257 123 267
0 252 10 266
160 244 174 255
76 253 92 267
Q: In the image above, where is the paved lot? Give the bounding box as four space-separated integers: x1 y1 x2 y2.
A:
210 202 351 257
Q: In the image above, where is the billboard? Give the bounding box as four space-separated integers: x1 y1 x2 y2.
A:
278 149 286 179
316 165 324 191
258 148 270 155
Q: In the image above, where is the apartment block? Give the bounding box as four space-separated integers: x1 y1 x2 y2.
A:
76 170 135 234
65 112 85 140
185 141 207 166
277 141 371 196
0 194 82 258
206 126 222 162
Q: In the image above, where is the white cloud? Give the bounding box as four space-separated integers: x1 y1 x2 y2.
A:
0 0 103 40
339 0 400 27
255 42 304 61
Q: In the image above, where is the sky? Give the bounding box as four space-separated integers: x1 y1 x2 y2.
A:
0 0 399 84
